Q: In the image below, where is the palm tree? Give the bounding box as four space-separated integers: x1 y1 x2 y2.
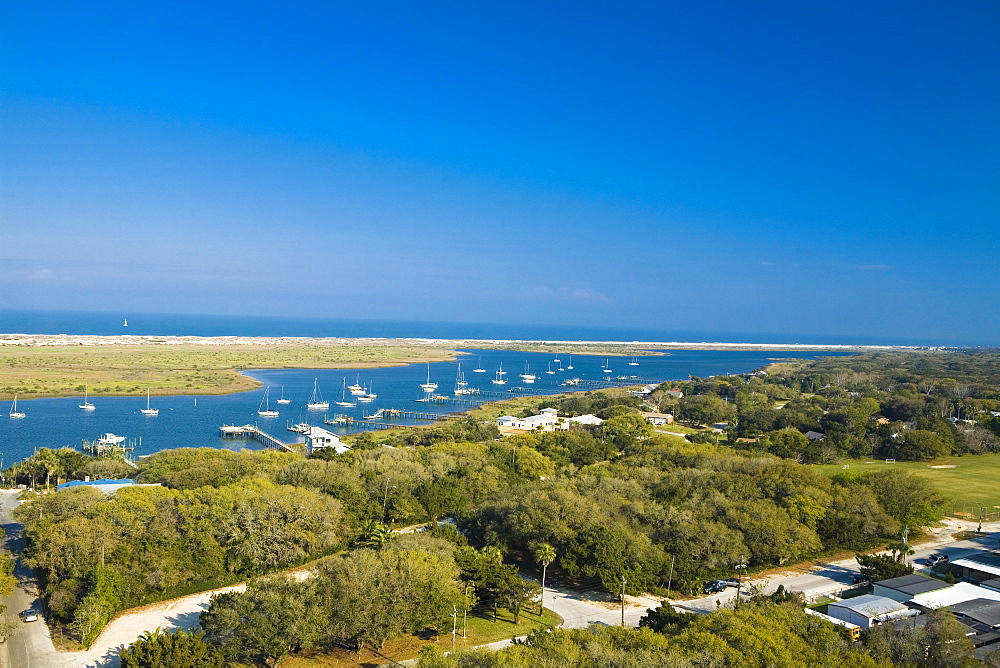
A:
887 540 915 564
534 543 556 615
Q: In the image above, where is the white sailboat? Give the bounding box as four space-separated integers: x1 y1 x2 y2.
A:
364 383 377 400
349 374 365 395
79 385 96 411
335 378 356 407
257 386 279 417
276 385 291 404
356 386 374 403
566 354 574 370
9 395 25 419
473 357 486 373
545 362 556 375
520 362 536 383
420 362 438 393
602 358 612 373
455 364 474 394
628 356 639 366
123 318 128 327
492 363 507 385
140 388 159 416
307 378 330 410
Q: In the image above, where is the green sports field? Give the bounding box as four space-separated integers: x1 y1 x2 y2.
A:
813 453 1000 518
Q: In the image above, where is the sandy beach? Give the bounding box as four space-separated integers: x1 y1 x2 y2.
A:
0 332 922 351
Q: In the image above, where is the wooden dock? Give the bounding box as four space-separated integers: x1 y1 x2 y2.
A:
219 424 298 453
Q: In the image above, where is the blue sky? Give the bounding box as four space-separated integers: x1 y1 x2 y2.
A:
1 1 997 344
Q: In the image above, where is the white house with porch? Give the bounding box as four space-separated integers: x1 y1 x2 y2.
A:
305 426 350 455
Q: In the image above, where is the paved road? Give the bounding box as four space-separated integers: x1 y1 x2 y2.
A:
680 518 1000 613
3 494 997 667
0 490 72 668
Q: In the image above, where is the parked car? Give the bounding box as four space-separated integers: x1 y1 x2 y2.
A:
725 578 742 588
927 554 949 567
851 573 870 585
19 609 38 623
703 580 728 594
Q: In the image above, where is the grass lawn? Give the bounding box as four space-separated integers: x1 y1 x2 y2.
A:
813 453 1000 516
280 605 562 666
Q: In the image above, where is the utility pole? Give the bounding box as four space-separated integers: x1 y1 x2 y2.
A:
451 605 457 651
463 584 471 638
735 556 747 609
979 508 985 534
620 576 627 627
382 477 394 522
666 554 675 598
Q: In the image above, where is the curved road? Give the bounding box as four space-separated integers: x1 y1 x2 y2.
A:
2 488 998 667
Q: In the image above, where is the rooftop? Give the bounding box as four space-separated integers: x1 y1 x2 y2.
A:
950 598 1000 628
953 553 1000 578
876 574 952 596
828 594 908 617
909 582 1000 609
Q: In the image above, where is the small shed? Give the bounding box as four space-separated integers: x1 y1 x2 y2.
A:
874 574 952 603
827 595 915 629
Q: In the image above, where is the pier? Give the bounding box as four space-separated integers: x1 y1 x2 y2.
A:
219 424 298 453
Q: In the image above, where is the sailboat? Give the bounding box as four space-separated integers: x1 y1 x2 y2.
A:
9 395 25 419
566 354 574 370
628 356 640 366
276 385 291 404
602 358 612 373
79 385 96 411
123 318 128 327
335 378 356 407
307 378 330 410
140 388 159 416
473 357 486 373
492 363 507 385
364 383 377 400
357 383 375 403
420 362 437 393
520 362 536 383
348 374 365 395
545 362 556 375
455 364 474 394
257 387 278 417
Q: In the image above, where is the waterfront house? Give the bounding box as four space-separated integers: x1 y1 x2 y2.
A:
305 426 349 455
496 408 567 435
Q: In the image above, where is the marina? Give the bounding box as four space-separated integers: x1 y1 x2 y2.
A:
0 348 853 463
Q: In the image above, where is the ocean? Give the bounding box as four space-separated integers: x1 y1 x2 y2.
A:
0 308 957 347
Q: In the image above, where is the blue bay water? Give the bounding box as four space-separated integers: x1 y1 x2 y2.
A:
0 349 851 465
